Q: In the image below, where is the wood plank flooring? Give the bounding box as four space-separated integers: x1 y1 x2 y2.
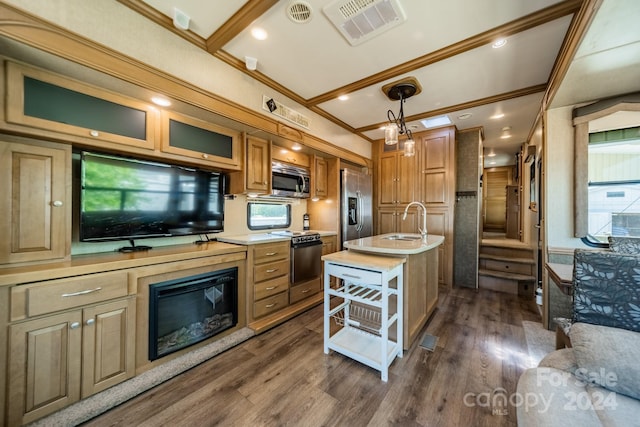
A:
83 286 542 427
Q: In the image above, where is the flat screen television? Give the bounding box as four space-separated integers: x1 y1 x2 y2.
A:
80 151 225 245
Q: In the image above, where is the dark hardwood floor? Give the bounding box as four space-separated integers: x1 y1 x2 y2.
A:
83 286 541 427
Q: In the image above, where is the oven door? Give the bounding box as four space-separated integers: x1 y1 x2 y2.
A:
290 240 322 284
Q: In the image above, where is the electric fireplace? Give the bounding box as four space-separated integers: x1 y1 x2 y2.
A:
148 267 238 361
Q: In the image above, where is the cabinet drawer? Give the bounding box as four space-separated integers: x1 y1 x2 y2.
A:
253 291 288 318
254 259 289 283
290 278 321 304
254 275 290 301
326 264 382 286
254 242 290 263
484 259 532 275
11 271 129 319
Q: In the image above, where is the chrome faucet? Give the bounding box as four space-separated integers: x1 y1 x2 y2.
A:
402 201 428 239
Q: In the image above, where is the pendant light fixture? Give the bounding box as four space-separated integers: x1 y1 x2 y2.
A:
383 80 419 156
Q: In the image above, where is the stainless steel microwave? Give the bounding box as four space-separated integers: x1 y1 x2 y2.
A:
271 161 310 198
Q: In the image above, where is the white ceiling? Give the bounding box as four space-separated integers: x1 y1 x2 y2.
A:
118 0 640 166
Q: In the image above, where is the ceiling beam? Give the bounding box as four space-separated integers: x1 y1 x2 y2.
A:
205 0 279 53
355 84 548 133
306 0 582 106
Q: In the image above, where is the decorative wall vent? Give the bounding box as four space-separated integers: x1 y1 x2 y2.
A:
262 95 311 129
287 1 313 24
322 0 407 46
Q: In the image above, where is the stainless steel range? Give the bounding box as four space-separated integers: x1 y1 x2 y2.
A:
271 231 322 284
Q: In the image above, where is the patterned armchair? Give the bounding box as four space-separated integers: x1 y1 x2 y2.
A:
572 249 640 333
554 248 640 348
608 235 640 255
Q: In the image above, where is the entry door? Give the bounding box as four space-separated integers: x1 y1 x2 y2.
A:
483 167 512 232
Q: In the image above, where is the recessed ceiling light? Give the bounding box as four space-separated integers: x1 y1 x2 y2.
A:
251 28 268 40
492 38 507 49
491 113 505 119
292 143 302 151
487 152 496 157
338 95 349 101
151 96 171 107
489 161 496 165
421 115 452 129
457 113 473 120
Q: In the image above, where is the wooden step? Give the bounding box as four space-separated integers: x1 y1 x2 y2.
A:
478 268 535 282
478 253 535 265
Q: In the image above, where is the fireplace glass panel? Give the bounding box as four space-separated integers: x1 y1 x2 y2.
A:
149 267 237 360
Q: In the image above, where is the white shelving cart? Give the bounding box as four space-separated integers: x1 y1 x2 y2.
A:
322 250 405 382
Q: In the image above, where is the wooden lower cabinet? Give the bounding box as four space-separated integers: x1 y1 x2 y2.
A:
7 296 135 426
248 241 290 324
377 208 418 235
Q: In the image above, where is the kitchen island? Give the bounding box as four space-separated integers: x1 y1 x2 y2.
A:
343 233 444 349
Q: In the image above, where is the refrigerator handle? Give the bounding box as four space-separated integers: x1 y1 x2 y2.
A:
356 191 363 232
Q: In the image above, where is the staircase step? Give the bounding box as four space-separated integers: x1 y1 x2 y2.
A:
478 268 535 282
478 253 535 265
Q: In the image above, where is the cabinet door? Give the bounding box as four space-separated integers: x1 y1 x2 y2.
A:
246 136 271 193
8 311 82 426
377 209 397 234
82 297 136 398
314 156 328 198
161 111 241 170
418 129 453 206
397 152 416 205
6 62 155 151
398 209 419 234
0 139 71 265
378 153 397 206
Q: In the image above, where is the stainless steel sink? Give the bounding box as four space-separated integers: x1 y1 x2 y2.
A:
383 234 422 241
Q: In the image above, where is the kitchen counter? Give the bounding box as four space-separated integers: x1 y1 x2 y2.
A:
340 233 444 350
218 230 337 245
344 233 444 255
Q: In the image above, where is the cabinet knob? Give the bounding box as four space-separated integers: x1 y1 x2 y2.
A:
52 200 64 207
263 181 267 185
89 130 99 137
86 318 95 326
70 322 80 330
202 154 209 159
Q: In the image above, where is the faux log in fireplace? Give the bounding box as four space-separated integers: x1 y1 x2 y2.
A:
148 267 238 361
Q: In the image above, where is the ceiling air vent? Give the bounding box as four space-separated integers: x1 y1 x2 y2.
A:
322 0 407 46
287 1 313 24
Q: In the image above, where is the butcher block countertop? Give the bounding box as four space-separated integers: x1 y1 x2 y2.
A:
344 233 444 255
321 249 406 271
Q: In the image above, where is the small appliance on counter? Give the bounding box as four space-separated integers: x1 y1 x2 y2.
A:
303 213 310 230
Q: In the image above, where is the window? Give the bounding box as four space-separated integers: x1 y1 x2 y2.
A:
247 202 291 230
587 127 640 242
572 93 640 246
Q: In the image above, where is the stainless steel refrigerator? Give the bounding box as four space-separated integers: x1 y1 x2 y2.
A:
341 169 373 248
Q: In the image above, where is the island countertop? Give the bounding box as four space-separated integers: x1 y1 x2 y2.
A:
344 233 444 255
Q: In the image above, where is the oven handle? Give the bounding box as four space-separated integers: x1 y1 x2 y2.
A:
291 240 322 249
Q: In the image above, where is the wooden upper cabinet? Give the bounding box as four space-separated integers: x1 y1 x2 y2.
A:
417 127 455 206
4 61 156 152
378 151 415 206
246 136 271 193
313 155 328 199
272 145 310 167
160 111 241 170
0 138 71 266
230 134 271 195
